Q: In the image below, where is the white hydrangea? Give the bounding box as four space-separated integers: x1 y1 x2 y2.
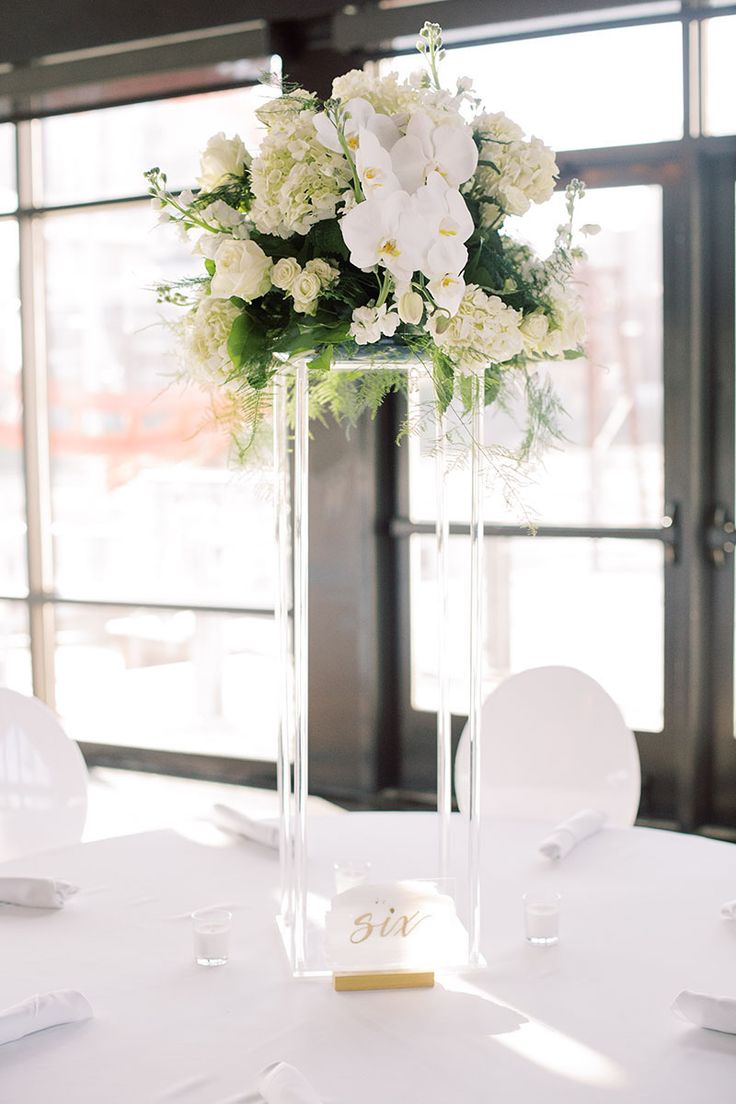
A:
180 295 240 381
426 284 524 373
350 303 400 346
249 94 352 238
541 290 586 357
471 112 558 227
331 70 420 117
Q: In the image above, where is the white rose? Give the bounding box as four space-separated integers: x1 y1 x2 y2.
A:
520 310 549 351
305 258 338 285
210 239 272 302
198 132 248 191
397 290 424 325
541 330 564 357
272 257 302 291
291 271 322 314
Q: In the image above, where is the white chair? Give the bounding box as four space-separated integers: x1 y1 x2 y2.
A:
0 689 88 860
454 666 641 826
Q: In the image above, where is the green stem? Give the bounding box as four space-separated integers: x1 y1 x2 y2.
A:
330 105 364 202
375 272 391 308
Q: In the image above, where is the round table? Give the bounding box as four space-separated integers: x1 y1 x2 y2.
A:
0 813 734 1102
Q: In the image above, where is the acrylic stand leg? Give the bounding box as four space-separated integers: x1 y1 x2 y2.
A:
435 407 451 882
292 359 309 974
274 377 294 957
467 372 484 965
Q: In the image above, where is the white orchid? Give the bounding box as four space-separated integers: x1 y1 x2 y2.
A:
427 273 466 316
414 172 474 279
390 111 478 194
355 129 400 198
314 97 400 157
340 191 424 283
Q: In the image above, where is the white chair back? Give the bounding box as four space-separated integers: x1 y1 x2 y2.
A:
454 666 640 826
0 689 88 860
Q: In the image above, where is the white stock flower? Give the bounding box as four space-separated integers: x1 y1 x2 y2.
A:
272 257 302 291
181 294 240 380
427 284 523 372
340 191 424 283
199 199 249 234
350 303 400 345
396 289 424 325
390 111 478 194
198 133 248 191
210 239 273 301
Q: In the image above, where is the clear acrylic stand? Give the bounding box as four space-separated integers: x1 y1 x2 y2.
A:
275 357 484 977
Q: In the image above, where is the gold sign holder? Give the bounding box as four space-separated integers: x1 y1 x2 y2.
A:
333 970 435 992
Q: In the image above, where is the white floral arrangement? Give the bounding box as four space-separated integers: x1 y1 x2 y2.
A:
147 23 589 461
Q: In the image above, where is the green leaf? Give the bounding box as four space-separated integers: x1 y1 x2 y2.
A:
306 219 349 260
227 310 269 369
272 320 351 355
227 314 250 367
307 345 333 373
485 367 502 406
204 258 215 277
246 362 275 390
431 348 455 414
563 348 585 360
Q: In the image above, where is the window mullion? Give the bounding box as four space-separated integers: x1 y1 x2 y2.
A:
17 119 56 708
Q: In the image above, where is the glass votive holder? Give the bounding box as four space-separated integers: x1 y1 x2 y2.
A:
333 859 371 896
523 891 561 946
192 907 232 966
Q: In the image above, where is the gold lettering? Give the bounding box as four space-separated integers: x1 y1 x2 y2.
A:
350 912 375 944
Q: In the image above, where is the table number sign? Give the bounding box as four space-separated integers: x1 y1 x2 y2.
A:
325 880 467 991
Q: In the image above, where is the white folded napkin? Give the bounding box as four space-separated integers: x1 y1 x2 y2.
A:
212 804 279 850
539 809 607 860
672 989 736 1034
258 1062 322 1104
0 990 93 1046
0 877 79 909
720 899 736 919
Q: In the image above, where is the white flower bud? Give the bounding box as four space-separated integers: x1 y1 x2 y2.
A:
397 290 424 325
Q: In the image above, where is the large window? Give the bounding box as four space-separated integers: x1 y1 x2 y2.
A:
377 11 736 828
2 82 281 768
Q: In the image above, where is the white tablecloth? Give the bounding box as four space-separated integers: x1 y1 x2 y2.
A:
0 814 735 1103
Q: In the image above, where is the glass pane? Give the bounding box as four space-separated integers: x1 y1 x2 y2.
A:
44 202 275 607
0 219 26 595
0 124 16 212
0 601 32 693
704 16 736 136
411 535 663 733
41 83 278 206
54 604 277 759
385 22 683 150
409 184 664 527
